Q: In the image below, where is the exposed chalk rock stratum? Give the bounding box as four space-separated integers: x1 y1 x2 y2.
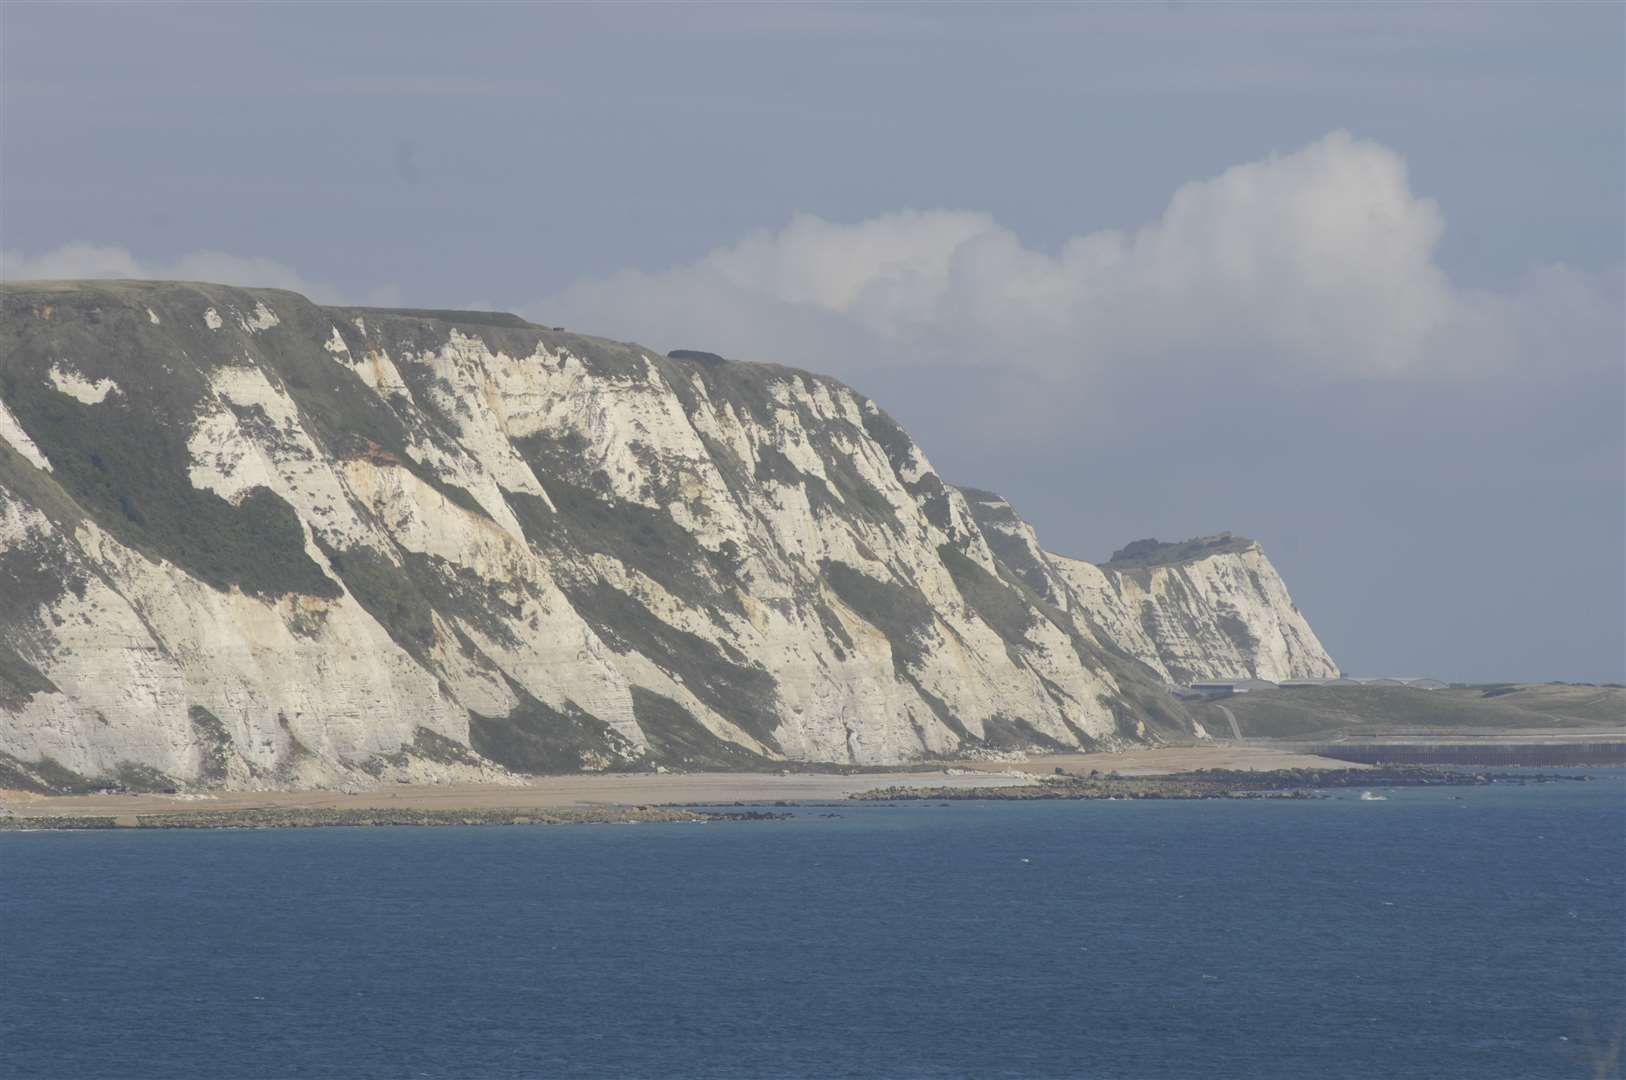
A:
0 281 1337 791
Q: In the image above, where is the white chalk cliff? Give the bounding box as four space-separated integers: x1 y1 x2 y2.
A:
0 281 1336 791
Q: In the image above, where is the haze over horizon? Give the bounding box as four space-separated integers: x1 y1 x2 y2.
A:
3 3 1621 683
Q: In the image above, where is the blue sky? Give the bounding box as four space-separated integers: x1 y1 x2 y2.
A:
3 2 1622 681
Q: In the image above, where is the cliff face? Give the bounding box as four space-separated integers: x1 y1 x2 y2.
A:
1046 542 1340 685
0 281 1334 790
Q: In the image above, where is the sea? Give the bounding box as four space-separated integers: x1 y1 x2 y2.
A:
3 773 1623 1080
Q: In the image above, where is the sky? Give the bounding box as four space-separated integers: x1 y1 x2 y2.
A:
2 2 1622 683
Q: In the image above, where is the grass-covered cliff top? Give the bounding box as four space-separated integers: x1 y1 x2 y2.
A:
1199 682 1625 740
1104 533 1257 568
337 305 533 329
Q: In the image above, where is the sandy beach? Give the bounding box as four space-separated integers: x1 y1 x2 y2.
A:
0 744 1363 821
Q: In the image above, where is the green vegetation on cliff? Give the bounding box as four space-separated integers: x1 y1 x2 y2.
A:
1105 533 1255 568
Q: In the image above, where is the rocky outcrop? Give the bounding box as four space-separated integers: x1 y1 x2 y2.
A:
955 492 1337 685
0 281 1334 790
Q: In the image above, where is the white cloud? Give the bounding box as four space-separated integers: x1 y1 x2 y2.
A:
6 133 1614 412
532 131 1616 390
0 243 352 304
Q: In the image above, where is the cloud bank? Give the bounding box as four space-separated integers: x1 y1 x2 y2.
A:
533 132 1616 401
9 133 1613 406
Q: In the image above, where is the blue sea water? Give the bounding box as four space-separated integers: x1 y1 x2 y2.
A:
2 775 1623 1080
